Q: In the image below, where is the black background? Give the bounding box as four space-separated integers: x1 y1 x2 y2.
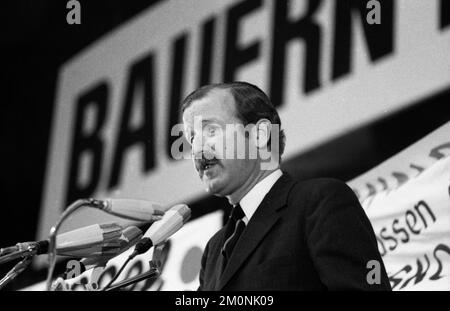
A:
1 0 161 289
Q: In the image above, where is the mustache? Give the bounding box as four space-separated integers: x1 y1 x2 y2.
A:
192 150 219 160
193 152 221 170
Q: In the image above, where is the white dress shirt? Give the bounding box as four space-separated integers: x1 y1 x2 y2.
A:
238 169 283 225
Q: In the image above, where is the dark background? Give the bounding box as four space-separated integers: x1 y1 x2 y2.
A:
1 0 162 289
1 0 449 290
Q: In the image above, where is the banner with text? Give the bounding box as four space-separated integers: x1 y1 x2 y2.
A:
349 122 450 290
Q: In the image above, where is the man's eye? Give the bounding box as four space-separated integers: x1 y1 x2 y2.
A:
205 126 217 136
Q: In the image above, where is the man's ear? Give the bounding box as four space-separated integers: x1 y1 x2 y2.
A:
255 119 271 149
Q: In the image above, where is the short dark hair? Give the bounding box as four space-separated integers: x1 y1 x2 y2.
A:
181 81 286 158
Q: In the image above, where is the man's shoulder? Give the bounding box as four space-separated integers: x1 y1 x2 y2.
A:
283 176 358 211
288 176 354 197
284 176 365 228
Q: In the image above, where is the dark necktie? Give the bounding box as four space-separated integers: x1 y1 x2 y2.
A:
221 204 246 268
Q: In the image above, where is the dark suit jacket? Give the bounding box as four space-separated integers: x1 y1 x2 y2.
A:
198 173 391 290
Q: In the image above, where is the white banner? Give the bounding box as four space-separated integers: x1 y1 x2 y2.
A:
349 122 450 290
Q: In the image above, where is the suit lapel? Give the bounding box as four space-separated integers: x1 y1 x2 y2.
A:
217 173 295 290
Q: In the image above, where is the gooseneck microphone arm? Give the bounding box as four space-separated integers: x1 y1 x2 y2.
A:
0 248 35 265
46 198 106 291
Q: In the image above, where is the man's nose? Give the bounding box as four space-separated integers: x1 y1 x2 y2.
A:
192 135 215 158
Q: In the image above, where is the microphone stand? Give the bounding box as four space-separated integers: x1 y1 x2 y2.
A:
0 249 32 265
103 268 159 291
46 198 107 291
0 242 46 289
0 256 33 290
104 244 164 291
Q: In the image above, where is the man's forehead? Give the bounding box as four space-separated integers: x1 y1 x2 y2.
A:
183 88 237 122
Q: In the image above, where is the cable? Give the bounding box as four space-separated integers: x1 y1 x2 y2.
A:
101 256 132 291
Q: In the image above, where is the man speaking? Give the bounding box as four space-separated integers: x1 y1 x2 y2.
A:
181 81 391 290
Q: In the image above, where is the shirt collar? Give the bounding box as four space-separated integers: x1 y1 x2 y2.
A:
239 169 283 224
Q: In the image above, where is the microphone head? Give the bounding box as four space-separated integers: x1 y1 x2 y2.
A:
120 226 144 246
169 204 191 223
56 223 123 257
100 199 165 222
80 226 143 270
142 204 191 247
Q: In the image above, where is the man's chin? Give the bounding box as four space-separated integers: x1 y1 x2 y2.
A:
203 178 227 196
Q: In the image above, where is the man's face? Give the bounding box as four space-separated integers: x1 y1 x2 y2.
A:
182 88 257 197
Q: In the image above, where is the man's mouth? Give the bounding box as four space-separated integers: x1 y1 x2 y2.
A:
198 158 220 172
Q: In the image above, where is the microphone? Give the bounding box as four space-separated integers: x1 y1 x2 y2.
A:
95 199 165 222
52 226 143 284
6 223 124 258
1 199 163 265
80 226 143 271
56 223 124 257
129 204 191 259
